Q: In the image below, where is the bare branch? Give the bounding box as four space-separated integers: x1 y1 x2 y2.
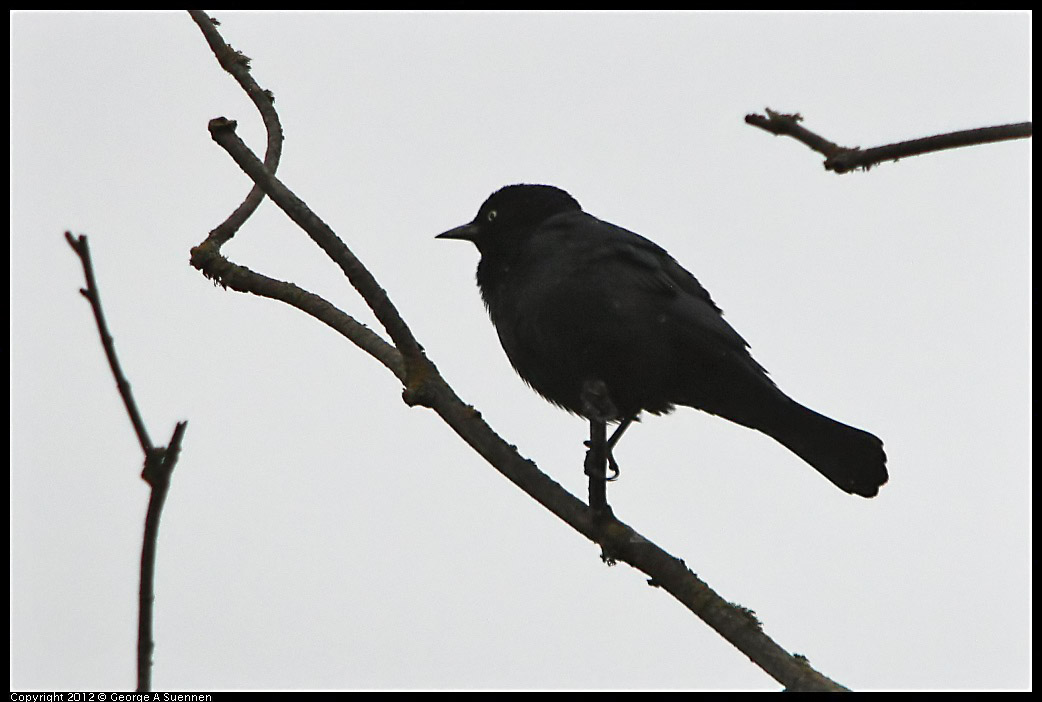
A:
137 421 187 693
187 12 407 382
205 117 429 377
189 250 404 381
746 108 1031 173
65 231 188 692
188 10 283 248
65 232 153 454
416 373 848 690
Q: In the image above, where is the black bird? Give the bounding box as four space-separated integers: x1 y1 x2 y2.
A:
437 184 888 497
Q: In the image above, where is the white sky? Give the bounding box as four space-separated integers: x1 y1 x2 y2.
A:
10 10 1031 691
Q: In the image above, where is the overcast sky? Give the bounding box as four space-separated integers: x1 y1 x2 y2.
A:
10 11 1031 691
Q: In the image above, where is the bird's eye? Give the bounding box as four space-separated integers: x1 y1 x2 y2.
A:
486 210 497 223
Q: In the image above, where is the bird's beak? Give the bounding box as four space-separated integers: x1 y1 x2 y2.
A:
436 223 479 242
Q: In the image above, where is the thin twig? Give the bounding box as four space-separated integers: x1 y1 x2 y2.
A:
825 122 1032 173
66 232 188 692
745 108 1031 173
64 232 153 453
137 421 188 692
187 252 404 381
188 10 283 249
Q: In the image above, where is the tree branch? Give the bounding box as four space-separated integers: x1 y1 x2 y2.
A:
188 9 283 249
65 232 188 692
745 107 1031 173
137 421 187 693
206 118 429 377
186 11 410 388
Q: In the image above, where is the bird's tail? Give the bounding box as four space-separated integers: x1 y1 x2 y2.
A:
762 400 888 497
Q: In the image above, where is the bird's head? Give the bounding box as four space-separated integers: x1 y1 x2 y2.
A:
436 184 581 254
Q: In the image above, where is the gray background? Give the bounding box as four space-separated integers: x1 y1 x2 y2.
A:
10 11 1031 691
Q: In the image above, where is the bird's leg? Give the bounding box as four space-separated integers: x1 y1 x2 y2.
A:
579 416 633 481
603 414 637 481
584 415 637 481
585 417 609 511
581 380 618 512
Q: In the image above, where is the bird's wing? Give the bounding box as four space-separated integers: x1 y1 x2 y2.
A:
572 215 754 354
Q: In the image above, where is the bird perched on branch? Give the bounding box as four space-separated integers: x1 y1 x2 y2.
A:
437 184 887 497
